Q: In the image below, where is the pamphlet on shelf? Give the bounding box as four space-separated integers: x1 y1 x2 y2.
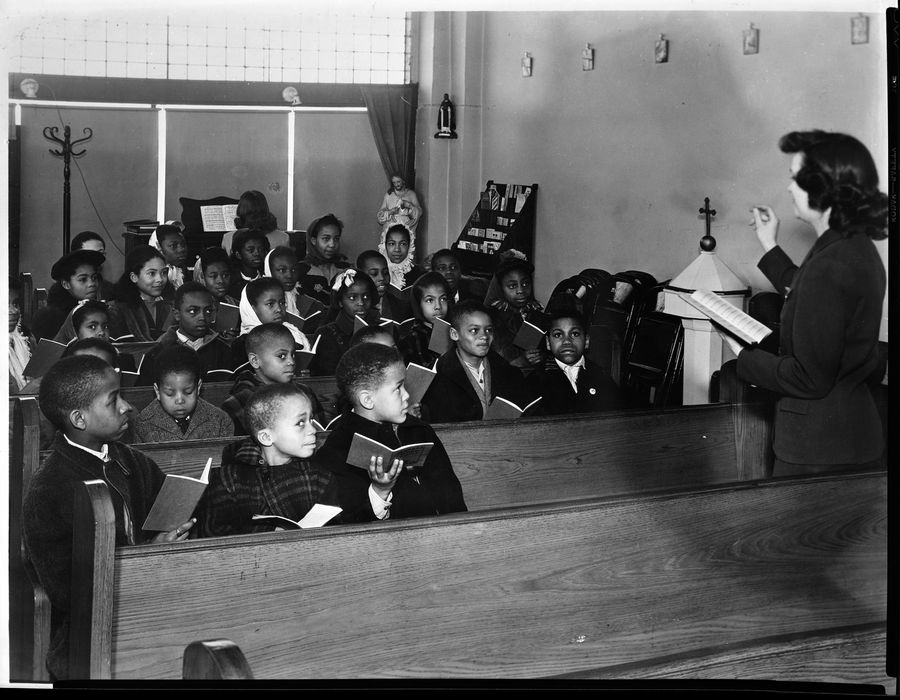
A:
199 203 238 233
483 396 543 421
346 433 434 470
251 504 342 530
405 359 438 405
142 458 213 532
680 290 771 345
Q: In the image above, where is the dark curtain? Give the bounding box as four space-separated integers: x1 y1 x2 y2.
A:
360 84 418 187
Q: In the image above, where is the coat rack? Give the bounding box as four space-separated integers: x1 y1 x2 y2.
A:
43 124 93 254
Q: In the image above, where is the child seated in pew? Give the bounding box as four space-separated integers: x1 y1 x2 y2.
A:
138 282 232 384
483 251 546 373
228 276 312 371
52 298 110 344
397 271 450 369
31 248 104 341
264 245 302 317
9 274 36 394
429 248 482 304
330 325 403 421
316 342 467 522
22 354 194 681
107 245 174 342
421 300 538 423
526 305 623 415
311 267 380 376
227 228 269 301
357 249 413 324
379 223 424 290
196 382 342 537
149 223 189 296
130 344 233 442
298 213 351 306
69 230 115 299
221 323 323 434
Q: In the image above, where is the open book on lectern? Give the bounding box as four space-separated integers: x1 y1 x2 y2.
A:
680 290 772 346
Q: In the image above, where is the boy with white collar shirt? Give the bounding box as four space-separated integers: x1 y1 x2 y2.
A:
526 306 623 415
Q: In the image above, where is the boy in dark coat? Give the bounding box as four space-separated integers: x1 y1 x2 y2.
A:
316 342 467 523
421 300 538 423
22 355 194 680
526 306 623 415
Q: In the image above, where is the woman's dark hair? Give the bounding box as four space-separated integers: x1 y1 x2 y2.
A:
72 299 110 330
111 244 166 304
245 276 283 307
385 224 411 243
197 245 233 272
779 130 888 240
309 213 344 238
234 190 278 233
70 230 105 251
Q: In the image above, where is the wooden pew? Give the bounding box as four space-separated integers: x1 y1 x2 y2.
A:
182 640 254 680
68 470 888 681
39 402 776 510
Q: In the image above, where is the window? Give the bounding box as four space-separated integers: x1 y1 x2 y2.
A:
11 10 411 84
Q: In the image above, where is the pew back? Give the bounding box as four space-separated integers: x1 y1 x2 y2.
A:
76 403 769 510
72 471 887 680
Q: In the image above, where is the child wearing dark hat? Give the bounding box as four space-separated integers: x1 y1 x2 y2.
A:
30 248 104 340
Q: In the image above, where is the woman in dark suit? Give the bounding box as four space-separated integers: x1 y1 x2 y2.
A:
729 130 887 475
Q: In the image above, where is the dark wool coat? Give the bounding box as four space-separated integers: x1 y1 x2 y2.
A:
130 397 235 443
737 229 886 466
526 356 623 415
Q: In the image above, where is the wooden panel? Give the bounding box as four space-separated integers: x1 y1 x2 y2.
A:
106 472 887 679
182 640 254 680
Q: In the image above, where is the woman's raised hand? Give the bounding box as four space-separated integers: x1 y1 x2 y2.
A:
749 205 779 252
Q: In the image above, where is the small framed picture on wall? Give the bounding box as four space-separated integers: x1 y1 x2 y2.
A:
851 15 869 44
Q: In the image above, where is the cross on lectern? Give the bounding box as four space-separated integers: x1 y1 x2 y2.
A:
698 197 717 251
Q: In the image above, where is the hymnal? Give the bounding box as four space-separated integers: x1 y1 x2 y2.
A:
512 313 550 350
427 317 453 355
294 334 321 372
483 396 542 421
354 314 394 335
204 360 251 382
297 294 326 318
285 309 323 333
251 504 342 530
215 303 241 333
199 203 239 233
311 414 343 433
118 353 146 388
23 338 67 379
405 359 438 405
110 333 136 343
142 458 213 532
681 290 772 346
386 282 413 299
346 433 434 470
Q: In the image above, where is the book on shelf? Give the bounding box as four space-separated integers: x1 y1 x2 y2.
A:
23 338 67 379
142 458 213 532
215 302 241 332
680 290 772 346
294 334 321 372
251 504 342 531
405 359 438 405
199 203 239 233
346 433 434 471
483 396 543 421
512 313 551 350
427 317 453 355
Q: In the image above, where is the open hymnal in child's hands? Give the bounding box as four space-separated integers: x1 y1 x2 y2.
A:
405 359 438 405
483 396 542 421
251 504 342 530
215 302 241 333
427 316 453 355
354 314 394 335
142 458 213 532
680 290 772 346
512 313 551 350
293 334 321 371
346 433 434 471
285 309 323 333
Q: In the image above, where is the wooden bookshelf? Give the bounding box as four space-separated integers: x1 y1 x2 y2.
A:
453 181 538 279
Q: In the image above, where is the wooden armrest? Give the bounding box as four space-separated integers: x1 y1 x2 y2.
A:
182 640 254 680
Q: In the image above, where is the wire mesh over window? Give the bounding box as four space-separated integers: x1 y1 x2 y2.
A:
11 10 411 84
